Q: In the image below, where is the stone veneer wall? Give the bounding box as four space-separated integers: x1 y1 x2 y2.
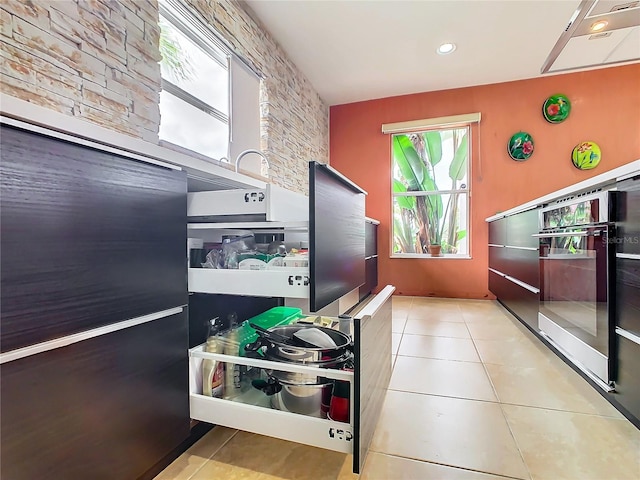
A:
0 0 328 193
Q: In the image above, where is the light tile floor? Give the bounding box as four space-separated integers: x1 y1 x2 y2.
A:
155 297 639 480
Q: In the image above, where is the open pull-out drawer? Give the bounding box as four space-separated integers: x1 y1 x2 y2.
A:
188 184 308 222
188 284 395 474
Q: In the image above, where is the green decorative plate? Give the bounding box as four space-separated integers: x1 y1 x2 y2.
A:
543 94 571 123
508 132 534 161
572 141 601 170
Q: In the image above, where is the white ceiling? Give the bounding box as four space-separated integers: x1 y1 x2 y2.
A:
244 0 587 105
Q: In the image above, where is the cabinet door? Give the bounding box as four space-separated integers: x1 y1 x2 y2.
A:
0 311 189 480
506 209 539 248
0 125 188 352
488 218 507 245
615 179 640 255
489 270 539 331
614 333 640 423
617 257 640 336
365 221 378 257
353 285 395 473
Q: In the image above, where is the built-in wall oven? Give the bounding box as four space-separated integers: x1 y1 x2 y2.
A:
535 191 615 391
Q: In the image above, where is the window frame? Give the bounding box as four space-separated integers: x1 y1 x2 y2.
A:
390 124 472 259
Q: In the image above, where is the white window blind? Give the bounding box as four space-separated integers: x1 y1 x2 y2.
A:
382 112 481 134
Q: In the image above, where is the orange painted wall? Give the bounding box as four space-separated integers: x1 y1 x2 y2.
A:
329 64 640 298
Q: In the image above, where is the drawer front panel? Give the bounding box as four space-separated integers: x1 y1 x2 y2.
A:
489 247 539 289
365 222 378 258
615 333 640 422
617 257 640 337
0 125 187 352
488 218 507 245
489 270 539 331
506 209 539 248
615 188 640 255
0 311 189 480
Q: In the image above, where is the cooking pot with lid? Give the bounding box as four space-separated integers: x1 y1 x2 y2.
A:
245 324 352 417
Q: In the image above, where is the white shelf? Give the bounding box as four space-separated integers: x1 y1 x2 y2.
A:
188 268 310 298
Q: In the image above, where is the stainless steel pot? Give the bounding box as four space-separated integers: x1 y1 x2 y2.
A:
246 324 352 417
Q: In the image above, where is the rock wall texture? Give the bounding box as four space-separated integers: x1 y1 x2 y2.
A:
0 0 328 192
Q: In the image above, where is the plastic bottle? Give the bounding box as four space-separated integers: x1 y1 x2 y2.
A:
202 318 225 398
223 312 242 399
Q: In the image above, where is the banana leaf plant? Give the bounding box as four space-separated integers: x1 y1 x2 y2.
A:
392 128 468 255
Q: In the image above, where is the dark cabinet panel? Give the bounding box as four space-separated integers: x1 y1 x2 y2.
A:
0 311 190 480
365 221 378 258
506 209 539 248
489 247 539 289
617 258 640 336
0 125 188 352
614 333 640 423
489 270 539 330
614 179 640 255
488 217 507 245
489 245 508 273
360 256 379 300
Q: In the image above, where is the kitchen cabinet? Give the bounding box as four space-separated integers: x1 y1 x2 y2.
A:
184 184 391 473
0 311 189 480
0 120 190 480
612 175 640 425
360 219 379 300
488 207 540 330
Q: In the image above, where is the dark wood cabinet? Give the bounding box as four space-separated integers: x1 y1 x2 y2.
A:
616 257 640 337
614 177 640 256
360 220 378 300
614 333 640 425
489 246 539 289
0 125 188 353
0 122 190 480
0 311 190 480
489 217 507 245
506 208 539 248
489 270 539 330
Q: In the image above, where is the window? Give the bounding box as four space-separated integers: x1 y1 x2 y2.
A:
390 125 471 257
158 0 261 168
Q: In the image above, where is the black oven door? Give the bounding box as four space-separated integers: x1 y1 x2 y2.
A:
536 225 613 386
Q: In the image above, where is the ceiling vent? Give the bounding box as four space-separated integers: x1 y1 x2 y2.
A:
610 2 639 12
589 31 613 39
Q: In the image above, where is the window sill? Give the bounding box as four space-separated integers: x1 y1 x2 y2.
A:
391 254 472 259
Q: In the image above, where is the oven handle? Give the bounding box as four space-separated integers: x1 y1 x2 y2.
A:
532 229 605 238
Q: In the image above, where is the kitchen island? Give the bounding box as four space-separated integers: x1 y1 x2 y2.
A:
486 160 640 428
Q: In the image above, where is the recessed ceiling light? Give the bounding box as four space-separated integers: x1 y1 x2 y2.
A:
591 20 609 32
437 43 456 55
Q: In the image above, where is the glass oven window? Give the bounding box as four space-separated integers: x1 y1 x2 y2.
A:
543 199 599 229
539 228 608 354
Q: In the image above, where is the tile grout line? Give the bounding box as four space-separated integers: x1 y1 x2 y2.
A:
367 451 529 480
465 311 534 480
183 429 240 480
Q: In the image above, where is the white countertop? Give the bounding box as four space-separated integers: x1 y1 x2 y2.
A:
485 160 640 222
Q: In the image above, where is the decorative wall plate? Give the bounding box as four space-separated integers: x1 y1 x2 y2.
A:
543 94 571 123
508 132 534 161
572 141 601 170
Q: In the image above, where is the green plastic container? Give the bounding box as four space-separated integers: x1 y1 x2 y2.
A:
236 307 304 356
